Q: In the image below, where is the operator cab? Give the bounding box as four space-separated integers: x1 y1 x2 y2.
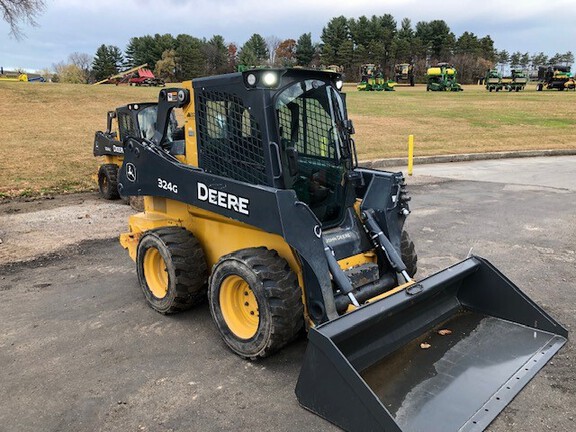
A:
193 68 353 228
275 78 354 227
116 103 184 153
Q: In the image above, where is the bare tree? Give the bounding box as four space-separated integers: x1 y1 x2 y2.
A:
266 35 281 66
1 0 45 39
68 52 92 82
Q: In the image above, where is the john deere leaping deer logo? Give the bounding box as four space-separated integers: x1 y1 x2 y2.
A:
126 163 137 182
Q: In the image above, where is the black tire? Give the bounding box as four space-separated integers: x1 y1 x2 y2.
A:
208 247 304 360
136 227 208 314
401 230 418 278
537 83 543 91
98 164 120 200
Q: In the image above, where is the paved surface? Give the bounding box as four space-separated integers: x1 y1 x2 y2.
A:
391 155 576 192
0 157 575 431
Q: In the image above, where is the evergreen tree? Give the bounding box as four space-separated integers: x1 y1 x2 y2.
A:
454 32 480 56
416 20 454 60
124 34 175 70
295 33 314 66
204 35 228 74
92 44 123 81
321 16 351 66
394 18 415 63
125 35 156 68
238 46 258 68
496 49 510 73
398 18 414 39
478 36 496 62
509 51 522 69
239 34 268 65
175 34 206 80
519 52 531 69
348 15 372 49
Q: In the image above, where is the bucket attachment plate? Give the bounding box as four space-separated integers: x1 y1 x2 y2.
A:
296 257 567 432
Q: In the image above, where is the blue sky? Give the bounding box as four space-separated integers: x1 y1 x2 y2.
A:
1 0 575 71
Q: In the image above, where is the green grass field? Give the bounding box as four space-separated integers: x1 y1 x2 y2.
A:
0 81 574 198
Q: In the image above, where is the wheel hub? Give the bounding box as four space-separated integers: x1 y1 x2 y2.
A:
143 248 169 299
220 275 259 339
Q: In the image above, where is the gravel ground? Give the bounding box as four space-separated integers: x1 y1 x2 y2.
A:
0 160 574 432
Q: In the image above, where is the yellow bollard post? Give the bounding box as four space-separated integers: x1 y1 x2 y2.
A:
407 134 414 176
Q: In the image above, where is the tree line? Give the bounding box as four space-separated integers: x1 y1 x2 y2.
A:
46 14 575 84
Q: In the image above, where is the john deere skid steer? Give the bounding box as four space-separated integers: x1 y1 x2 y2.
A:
116 68 566 432
93 102 182 199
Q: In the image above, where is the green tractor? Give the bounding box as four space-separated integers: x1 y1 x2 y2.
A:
504 69 529 92
394 63 415 86
357 64 396 91
426 63 463 92
485 69 504 92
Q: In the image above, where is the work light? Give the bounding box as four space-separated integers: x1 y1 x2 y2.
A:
262 72 278 87
246 73 257 86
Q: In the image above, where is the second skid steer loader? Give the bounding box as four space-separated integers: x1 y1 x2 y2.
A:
116 68 567 432
93 102 182 199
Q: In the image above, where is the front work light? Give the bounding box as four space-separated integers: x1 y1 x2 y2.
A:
335 79 343 90
262 72 278 87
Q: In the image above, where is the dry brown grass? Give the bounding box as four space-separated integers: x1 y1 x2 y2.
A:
346 84 576 160
0 82 160 197
0 81 575 197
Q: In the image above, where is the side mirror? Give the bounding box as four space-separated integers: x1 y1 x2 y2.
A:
286 147 299 177
343 119 355 135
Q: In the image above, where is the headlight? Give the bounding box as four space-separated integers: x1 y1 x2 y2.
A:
335 80 343 90
246 73 257 86
262 72 278 87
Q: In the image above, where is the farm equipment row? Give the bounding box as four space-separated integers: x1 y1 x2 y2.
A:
94 68 567 432
485 69 529 92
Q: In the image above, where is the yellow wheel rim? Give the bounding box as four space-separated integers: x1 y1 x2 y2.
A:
219 275 259 339
143 248 169 299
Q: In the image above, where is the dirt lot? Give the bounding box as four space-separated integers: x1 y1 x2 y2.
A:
0 161 574 432
0 193 133 264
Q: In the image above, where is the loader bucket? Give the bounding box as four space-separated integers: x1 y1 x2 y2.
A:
296 256 567 432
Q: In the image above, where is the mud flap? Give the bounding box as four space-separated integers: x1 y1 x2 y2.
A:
295 256 567 432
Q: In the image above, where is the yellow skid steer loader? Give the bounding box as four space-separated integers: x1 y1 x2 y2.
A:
116 69 567 431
